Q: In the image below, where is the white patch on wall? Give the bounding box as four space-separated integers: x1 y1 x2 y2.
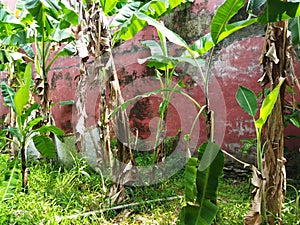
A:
227 119 255 137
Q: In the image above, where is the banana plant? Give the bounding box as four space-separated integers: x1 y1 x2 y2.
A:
236 78 285 224
0 63 64 193
206 0 300 224
71 0 193 181
138 25 205 166
22 0 77 125
173 0 300 223
0 0 77 128
0 0 77 166
105 4 225 222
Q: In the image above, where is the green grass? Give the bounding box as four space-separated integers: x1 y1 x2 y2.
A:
0 154 299 224
217 176 251 224
283 184 300 225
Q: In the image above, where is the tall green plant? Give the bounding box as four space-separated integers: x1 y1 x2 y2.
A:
197 0 300 224
70 0 194 186
110 0 299 223
0 63 64 193
22 0 76 124
0 0 77 166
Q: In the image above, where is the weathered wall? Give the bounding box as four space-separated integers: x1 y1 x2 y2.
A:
1 0 299 175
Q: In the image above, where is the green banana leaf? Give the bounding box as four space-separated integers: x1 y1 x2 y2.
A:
0 155 20 202
32 135 56 159
258 0 300 24
0 82 16 113
178 142 224 225
210 0 246 43
236 86 258 118
289 17 300 46
111 0 188 44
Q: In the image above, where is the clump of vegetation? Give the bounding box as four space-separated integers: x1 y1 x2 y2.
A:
0 155 182 224
0 155 298 224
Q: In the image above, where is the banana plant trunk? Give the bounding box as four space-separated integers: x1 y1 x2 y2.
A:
151 108 167 180
244 20 288 225
95 9 134 177
74 1 134 188
261 21 288 225
20 144 29 193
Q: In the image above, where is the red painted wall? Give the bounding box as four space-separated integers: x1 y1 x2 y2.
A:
1 0 299 169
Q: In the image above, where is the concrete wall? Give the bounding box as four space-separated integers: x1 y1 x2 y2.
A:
1 0 299 174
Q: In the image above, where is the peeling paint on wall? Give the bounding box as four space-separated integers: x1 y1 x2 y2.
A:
213 37 264 84
227 119 256 137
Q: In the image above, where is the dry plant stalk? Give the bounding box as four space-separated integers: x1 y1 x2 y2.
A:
73 1 135 202
245 20 291 225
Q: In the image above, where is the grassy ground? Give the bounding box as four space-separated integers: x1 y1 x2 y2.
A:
0 154 299 225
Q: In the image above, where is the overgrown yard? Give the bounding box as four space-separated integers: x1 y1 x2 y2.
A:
0 0 299 224
0 155 299 224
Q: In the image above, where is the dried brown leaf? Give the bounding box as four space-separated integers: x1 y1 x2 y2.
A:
75 39 89 60
244 166 263 225
257 72 269 87
244 212 262 225
266 43 279 64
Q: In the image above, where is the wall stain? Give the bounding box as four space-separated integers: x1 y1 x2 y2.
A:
51 72 63 89
64 72 72 88
51 72 73 89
